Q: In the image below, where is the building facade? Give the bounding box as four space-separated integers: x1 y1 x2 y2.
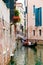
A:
25 0 43 44
15 2 24 34
0 0 18 65
0 0 10 65
3 0 17 54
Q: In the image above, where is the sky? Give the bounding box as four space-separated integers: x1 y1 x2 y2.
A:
17 0 25 9
17 0 24 4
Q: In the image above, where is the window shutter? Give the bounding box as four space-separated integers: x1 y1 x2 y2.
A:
35 7 42 26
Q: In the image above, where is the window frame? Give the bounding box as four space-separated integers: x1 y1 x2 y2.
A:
33 30 35 36
39 29 41 36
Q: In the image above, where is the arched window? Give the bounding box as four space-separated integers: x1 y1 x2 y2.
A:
33 30 35 36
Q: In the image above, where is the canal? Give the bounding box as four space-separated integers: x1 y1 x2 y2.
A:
9 45 43 65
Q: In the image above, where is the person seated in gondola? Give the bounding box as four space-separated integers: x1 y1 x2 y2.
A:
29 41 31 45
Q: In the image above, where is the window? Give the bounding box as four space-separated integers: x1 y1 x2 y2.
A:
0 18 1 22
20 24 23 32
25 6 27 13
39 29 41 36
33 5 35 15
2 16 4 26
33 30 35 36
35 7 42 26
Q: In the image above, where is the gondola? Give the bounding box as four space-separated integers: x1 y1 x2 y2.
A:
22 39 37 48
23 42 37 47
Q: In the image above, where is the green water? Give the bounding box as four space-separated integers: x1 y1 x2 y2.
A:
9 46 43 65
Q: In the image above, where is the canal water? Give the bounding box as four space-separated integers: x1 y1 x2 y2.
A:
9 45 43 65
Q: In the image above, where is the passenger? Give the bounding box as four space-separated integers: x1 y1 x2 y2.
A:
29 41 31 45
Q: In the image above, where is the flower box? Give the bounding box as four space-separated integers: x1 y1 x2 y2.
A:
12 16 20 23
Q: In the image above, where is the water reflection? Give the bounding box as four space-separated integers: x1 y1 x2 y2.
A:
9 46 43 65
35 46 43 65
25 47 37 65
25 46 43 65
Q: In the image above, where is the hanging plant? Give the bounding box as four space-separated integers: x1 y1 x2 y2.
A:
14 9 19 16
12 9 21 24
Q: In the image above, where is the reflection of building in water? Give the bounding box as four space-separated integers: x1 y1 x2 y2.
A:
25 47 43 65
36 46 43 65
27 48 36 65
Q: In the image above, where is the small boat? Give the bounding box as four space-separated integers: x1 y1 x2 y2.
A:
23 42 37 47
23 39 37 47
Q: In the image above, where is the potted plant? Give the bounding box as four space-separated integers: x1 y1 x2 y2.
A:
12 9 20 24
12 9 21 35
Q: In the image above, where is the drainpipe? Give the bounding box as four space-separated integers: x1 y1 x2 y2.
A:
27 0 28 43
